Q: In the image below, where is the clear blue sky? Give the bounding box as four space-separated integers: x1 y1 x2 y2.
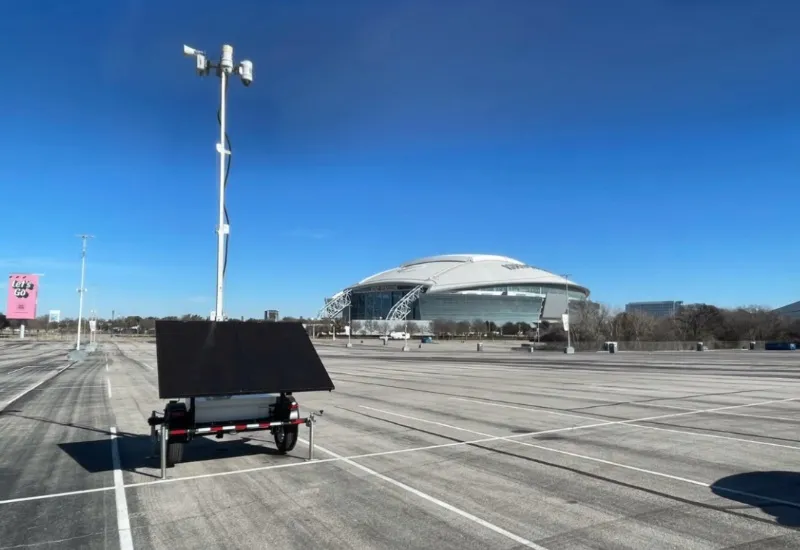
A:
1 1 798 319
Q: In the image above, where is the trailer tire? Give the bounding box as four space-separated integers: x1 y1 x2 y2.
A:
167 441 185 466
273 425 298 454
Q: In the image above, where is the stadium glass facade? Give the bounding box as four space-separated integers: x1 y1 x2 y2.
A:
349 284 587 325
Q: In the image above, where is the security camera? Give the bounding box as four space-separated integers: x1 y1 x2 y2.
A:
196 53 209 76
220 45 234 73
183 45 201 57
239 60 253 86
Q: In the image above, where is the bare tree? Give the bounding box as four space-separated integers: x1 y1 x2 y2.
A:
570 300 609 345
455 320 471 336
140 317 157 333
430 319 454 337
350 320 364 335
617 311 656 342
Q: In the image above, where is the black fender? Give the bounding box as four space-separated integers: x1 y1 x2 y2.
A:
164 400 192 442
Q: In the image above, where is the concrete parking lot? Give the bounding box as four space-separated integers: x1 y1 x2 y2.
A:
1 338 800 549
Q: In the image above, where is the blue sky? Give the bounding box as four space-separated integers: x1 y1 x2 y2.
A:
1 1 799 319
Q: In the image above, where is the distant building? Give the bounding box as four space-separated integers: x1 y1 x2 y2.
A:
774 300 800 319
625 301 683 319
264 310 280 322
316 254 590 326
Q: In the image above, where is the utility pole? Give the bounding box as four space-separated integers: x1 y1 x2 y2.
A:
75 235 93 350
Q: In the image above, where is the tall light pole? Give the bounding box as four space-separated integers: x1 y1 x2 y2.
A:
347 306 353 348
563 273 574 354
183 44 254 322
76 234 93 350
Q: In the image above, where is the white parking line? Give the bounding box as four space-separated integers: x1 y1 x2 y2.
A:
0 419 674 505
360 406 800 511
308 440 547 549
708 410 800 423
30 385 105 390
110 427 134 550
0 363 74 410
451 397 800 451
5 395 799 507
107 378 113 398
0 486 114 505
7 365 34 375
140 362 154 370
452 395 800 428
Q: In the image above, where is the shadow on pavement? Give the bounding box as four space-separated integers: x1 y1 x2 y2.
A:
59 434 285 478
711 471 800 527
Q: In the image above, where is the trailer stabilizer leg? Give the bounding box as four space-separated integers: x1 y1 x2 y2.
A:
150 411 159 455
160 423 168 480
308 419 314 460
305 410 324 461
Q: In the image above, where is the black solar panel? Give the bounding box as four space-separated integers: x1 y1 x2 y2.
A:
154 320 335 398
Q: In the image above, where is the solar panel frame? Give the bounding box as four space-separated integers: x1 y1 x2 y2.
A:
154 320 335 398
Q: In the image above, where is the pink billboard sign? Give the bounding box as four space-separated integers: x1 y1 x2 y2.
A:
7 273 39 320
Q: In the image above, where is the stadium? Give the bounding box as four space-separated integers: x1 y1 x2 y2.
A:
317 254 590 326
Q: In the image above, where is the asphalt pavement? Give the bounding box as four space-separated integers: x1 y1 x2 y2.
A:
2 337 800 549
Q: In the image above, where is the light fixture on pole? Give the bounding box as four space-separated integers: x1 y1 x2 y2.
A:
183 44 254 322
75 234 93 350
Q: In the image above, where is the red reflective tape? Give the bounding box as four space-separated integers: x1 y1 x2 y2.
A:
290 403 298 409
291 419 305 425
234 424 247 431
210 426 223 433
169 429 187 435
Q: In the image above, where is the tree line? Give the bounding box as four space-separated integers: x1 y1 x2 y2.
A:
566 302 799 345
3 304 798 347
0 313 332 334
0 314 209 333
347 303 800 346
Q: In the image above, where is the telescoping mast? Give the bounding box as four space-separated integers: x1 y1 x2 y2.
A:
146 44 335 480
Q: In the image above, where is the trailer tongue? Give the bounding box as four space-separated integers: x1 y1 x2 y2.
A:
148 319 335 479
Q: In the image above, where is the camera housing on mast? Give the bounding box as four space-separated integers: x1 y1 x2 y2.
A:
183 45 210 76
183 44 252 85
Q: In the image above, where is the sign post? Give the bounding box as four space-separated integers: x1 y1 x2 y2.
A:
7 274 40 339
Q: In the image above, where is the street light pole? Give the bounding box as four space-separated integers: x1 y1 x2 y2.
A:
76 235 93 350
183 44 253 322
347 306 353 348
564 273 574 354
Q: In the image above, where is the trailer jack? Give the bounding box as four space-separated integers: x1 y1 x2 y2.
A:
305 410 324 461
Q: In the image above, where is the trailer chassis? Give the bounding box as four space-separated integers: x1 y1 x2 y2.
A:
148 396 323 480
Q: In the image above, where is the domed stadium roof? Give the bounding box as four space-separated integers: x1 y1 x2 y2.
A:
352 254 589 296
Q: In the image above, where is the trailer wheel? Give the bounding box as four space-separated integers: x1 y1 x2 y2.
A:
167 441 185 467
273 425 298 454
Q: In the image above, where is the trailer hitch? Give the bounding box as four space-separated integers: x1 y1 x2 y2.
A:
305 410 324 461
